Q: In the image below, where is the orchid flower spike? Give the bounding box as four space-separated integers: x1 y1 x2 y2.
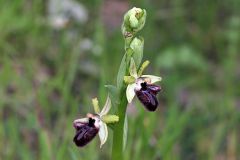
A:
124 58 162 111
73 96 119 148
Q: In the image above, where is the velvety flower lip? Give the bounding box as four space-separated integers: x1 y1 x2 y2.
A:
73 116 99 147
125 58 162 109
135 82 161 111
73 96 119 148
145 83 161 95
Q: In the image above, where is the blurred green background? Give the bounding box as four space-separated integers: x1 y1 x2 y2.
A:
0 0 240 159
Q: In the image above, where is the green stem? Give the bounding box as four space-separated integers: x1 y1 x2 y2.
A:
112 51 131 160
111 87 128 160
111 7 146 160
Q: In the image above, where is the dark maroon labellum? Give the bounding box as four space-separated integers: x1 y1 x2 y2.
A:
73 118 99 147
147 84 161 95
135 82 161 111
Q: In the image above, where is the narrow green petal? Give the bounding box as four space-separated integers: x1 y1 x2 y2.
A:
138 60 150 76
92 98 100 114
141 75 162 83
101 115 119 124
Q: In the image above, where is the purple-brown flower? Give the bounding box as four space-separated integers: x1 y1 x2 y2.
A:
73 97 119 148
125 58 162 111
73 114 100 147
135 82 161 111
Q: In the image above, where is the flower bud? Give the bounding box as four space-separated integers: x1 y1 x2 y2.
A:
129 14 139 28
127 7 146 31
122 7 147 36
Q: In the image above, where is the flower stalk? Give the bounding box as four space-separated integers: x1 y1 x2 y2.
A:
112 7 147 160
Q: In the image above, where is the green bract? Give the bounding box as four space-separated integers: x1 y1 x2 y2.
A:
130 37 144 68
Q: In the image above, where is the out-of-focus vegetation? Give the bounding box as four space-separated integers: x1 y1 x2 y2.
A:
0 0 240 159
